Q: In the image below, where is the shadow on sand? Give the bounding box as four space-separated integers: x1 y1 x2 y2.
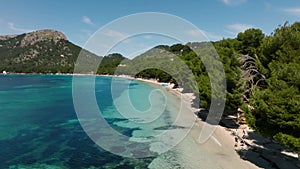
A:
196 109 300 169
237 131 299 169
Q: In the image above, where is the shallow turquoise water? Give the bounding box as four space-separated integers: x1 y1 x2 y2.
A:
0 74 188 169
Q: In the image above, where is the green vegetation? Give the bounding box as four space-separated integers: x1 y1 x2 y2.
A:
0 30 124 74
0 33 85 73
0 23 299 152
117 22 300 152
215 22 299 152
246 22 300 151
97 53 127 74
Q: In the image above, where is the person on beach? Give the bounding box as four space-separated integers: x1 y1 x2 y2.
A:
240 137 245 147
234 129 239 137
235 136 238 147
242 129 247 138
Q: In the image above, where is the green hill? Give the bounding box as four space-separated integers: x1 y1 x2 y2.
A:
0 30 127 74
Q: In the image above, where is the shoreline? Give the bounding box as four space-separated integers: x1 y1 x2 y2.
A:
2 72 299 168
63 73 300 168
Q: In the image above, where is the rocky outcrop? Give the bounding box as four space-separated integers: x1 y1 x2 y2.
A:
0 35 18 41
20 29 67 47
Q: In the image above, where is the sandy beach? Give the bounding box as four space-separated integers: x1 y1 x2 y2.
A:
113 74 299 169
104 74 257 168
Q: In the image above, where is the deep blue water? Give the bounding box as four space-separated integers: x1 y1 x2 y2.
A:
0 75 162 169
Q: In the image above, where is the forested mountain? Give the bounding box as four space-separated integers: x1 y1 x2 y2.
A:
0 30 125 74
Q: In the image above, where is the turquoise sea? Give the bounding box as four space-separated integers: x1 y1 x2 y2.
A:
0 74 188 169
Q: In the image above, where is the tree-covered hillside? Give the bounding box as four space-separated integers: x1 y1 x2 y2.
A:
116 22 300 152
0 30 125 74
244 22 300 151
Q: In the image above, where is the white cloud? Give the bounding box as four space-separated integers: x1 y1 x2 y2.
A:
282 7 300 16
82 16 94 25
8 22 32 33
222 0 246 6
226 23 253 35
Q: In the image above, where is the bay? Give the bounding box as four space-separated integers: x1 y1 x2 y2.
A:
0 74 185 169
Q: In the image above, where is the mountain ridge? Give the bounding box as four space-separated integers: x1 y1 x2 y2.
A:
0 29 126 74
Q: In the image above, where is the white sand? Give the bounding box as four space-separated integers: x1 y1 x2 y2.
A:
148 92 259 168
107 75 261 168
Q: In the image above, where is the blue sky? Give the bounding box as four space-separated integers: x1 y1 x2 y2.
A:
0 0 299 57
